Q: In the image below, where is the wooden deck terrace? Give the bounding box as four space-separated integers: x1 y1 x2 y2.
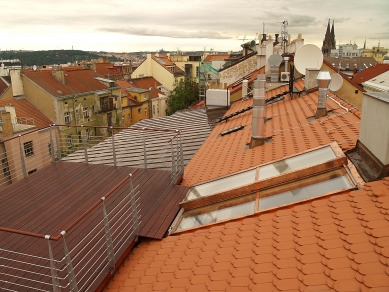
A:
0 161 189 291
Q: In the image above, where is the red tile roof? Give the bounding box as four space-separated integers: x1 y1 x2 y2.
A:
0 98 53 129
104 177 389 292
129 77 164 98
203 54 230 63
182 79 361 186
23 68 110 98
152 56 185 76
95 62 121 77
352 64 389 84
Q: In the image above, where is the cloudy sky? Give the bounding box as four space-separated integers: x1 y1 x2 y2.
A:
2 0 388 53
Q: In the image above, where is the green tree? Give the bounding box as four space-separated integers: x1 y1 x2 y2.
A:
167 78 199 115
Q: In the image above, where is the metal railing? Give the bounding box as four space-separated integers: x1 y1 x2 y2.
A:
0 171 141 292
0 124 185 187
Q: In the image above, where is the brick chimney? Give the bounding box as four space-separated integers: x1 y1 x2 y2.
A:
249 74 266 148
315 71 331 118
347 92 389 181
1 111 13 137
52 69 65 84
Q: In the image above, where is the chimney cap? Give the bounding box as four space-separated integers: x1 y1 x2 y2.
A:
316 71 331 81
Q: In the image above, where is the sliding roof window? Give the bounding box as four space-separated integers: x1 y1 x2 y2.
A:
185 145 338 202
174 170 354 232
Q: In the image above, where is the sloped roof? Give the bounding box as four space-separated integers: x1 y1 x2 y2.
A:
128 77 165 98
324 56 378 72
323 60 365 93
228 67 266 95
104 177 389 292
23 68 111 98
0 77 9 97
0 98 53 129
182 79 361 186
219 51 256 73
152 56 185 76
203 54 230 63
95 62 121 77
62 109 212 169
352 64 389 84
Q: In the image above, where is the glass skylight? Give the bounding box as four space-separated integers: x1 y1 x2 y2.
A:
176 201 255 231
176 173 353 232
258 175 352 210
185 146 337 201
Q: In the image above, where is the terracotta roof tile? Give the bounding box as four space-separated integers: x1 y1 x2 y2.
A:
0 97 53 129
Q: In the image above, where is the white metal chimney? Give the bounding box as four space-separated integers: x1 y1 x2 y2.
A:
283 56 290 72
242 80 248 99
315 71 331 118
250 74 266 148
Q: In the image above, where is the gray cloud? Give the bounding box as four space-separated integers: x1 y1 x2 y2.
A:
97 27 232 39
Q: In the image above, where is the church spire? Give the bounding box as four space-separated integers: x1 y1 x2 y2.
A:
326 19 331 34
331 19 334 35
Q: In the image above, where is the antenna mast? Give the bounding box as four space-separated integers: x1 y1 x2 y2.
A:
281 20 288 54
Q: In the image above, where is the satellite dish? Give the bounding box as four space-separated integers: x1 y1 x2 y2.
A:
294 44 323 74
329 73 343 91
268 54 283 66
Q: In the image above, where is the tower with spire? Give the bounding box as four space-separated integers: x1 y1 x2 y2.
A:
322 19 336 56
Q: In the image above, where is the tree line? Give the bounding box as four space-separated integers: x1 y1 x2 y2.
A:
0 50 122 66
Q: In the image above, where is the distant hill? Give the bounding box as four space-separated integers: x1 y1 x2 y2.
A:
0 50 123 66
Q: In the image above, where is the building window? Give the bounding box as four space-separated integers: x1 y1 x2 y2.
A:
83 107 89 118
145 108 148 117
157 105 159 113
68 135 73 148
86 128 90 140
48 143 52 156
75 109 79 120
24 141 34 157
138 108 142 114
144 93 147 100
153 105 155 115
64 112 71 124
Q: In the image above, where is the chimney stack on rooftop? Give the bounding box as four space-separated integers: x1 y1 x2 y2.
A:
250 74 266 148
242 80 248 99
52 69 65 84
0 109 13 137
315 71 331 118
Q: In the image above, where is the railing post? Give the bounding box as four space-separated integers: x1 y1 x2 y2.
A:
49 125 56 163
101 197 115 274
171 139 176 183
54 124 62 161
46 235 61 292
142 128 147 168
129 174 139 240
179 131 184 176
111 126 117 167
18 135 27 178
61 231 79 292
82 126 88 164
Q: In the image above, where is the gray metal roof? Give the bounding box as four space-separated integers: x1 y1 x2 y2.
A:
63 109 212 169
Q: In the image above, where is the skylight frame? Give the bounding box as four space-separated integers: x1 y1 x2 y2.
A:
172 168 355 233
181 142 346 210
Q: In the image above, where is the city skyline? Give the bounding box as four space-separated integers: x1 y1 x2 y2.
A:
2 0 388 53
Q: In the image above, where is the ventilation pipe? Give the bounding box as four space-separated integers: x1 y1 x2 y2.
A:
250 74 266 148
315 71 331 118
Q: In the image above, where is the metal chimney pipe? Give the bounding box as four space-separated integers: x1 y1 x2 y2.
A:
250 74 266 148
315 71 331 118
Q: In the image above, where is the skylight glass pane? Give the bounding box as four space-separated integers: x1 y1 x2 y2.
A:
258 146 336 180
258 175 352 210
186 169 256 200
176 201 255 231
